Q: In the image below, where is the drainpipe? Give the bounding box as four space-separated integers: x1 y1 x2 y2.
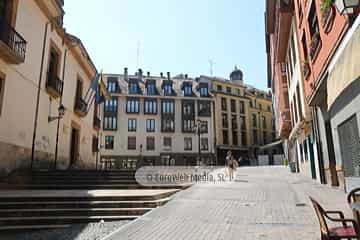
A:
54 49 68 169
31 21 51 169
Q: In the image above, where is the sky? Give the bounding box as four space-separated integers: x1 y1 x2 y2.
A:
64 0 268 90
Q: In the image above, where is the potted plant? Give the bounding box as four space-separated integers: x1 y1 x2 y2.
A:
320 0 335 32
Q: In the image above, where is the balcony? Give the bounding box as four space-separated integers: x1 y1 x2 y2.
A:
74 98 88 117
0 18 26 64
46 72 63 98
93 115 101 130
310 33 322 60
279 110 291 138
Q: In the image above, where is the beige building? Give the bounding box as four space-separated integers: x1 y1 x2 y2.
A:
200 68 275 164
100 69 216 168
0 0 100 175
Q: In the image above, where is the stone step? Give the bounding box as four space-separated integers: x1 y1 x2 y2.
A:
0 198 170 209
0 207 152 217
0 215 139 227
0 224 71 231
0 184 182 190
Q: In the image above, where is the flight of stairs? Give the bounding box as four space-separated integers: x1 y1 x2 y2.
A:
0 169 184 230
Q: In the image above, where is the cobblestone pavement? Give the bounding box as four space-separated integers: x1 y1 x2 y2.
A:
104 166 352 240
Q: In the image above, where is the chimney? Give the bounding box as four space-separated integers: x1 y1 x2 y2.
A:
124 67 128 81
167 72 170 81
160 72 163 78
147 71 150 77
185 74 188 79
138 68 143 80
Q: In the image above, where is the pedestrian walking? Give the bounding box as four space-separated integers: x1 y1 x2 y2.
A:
225 151 232 177
228 156 238 181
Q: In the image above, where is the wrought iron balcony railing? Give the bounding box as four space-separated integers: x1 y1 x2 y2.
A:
46 72 63 98
0 18 26 63
74 98 88 117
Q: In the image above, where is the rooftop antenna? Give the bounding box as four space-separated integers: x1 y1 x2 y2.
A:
136 41 140 69
209 59 215 76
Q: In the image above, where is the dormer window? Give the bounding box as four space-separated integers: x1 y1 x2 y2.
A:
184 85 192 96
107 77 119 93
200 86 208 97
163 84 172 96
147 82 156 95
129 81 138 94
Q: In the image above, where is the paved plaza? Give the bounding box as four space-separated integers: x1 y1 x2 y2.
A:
104 166 351 240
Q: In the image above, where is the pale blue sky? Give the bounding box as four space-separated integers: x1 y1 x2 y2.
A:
64 0 267 89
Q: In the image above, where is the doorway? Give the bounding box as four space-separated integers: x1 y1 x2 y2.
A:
338 114 360 178
70 127 80 168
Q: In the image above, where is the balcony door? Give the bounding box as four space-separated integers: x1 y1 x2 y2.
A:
70 127 80 168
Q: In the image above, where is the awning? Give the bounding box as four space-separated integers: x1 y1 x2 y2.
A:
259 140 283 151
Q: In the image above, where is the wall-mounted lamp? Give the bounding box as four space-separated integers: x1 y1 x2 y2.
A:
48 104 65 122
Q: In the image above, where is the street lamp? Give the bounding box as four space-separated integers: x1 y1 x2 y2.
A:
193 119 203 166
48 104 65 122
334 0 359 14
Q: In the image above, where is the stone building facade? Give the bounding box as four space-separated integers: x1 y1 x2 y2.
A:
199 68 275 165
100 69 215 168
0 0 100 175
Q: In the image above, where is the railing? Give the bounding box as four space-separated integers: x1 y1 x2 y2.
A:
0 18 26 62
46 72 63 97
93 116 101 129
74 98 88 117
310 32 322 60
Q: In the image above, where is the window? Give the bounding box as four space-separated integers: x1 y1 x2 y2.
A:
239 101 245 114
146 82 156 95
263 131 267 144
200 121 208 133
237 89 241 96
262 116 266 129
163 84 172 96
164 137 172 148
129 82 138 94
230 99 236 112
183 85 192 96
221 97 227 111
226 87 231 93
259 103 262 110
198 101 211 116
92 136 99 153
107 77 119 93
267 105 271 112
144 99 157 114
252 114 257 128
128 118 137 132
126 98 140 113
201 138 208 150
48 46 60 78
162 100 174 113
296 85 304 120
223 130 228 145
231 115 238 130
308 2 319 38
105 136 114 149
127 136 136 150
217 85 222 91
200 86 208 97
0 77 4 116
284 91 290 108
232 131 238 145
241 132 247 147
103 116 117 130
182 101 194 115
183 120 195 132
146 119 155 132
146 137 155 151
162 100 175 132
184 137 192 150
253 129 258 145
222 113 228 128
74 78 84 108
240 116 246 130
104 98 118 113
